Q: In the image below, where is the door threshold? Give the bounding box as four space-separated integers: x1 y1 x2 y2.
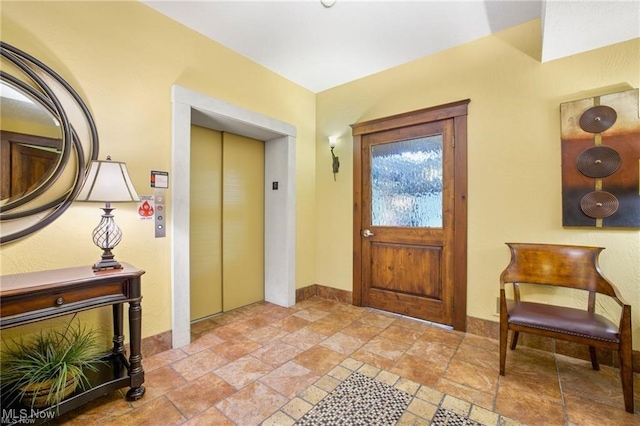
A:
367 307 453 330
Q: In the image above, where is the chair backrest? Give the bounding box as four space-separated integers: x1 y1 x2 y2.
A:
500 243 618 298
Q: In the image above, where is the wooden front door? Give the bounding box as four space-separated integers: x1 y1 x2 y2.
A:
352 100 469 330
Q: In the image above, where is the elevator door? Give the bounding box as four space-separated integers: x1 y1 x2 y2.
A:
190 126 265 321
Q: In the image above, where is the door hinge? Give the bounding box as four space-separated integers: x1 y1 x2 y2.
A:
452 135 455 148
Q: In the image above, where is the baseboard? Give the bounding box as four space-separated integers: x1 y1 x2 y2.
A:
296 283 353 304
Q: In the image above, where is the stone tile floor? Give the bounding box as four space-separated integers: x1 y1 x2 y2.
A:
54 297 639 425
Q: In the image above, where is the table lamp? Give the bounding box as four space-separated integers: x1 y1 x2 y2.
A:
76 156 140 271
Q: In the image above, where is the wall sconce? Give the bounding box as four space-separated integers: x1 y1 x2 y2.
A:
329 136 340 181
76 156 140 271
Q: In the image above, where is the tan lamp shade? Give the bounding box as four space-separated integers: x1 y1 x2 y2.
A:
76 157 140 203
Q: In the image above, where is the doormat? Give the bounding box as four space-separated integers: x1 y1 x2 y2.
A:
432 407 483 426
295 371 411 425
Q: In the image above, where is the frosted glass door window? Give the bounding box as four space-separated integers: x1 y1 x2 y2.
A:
371 136 443 227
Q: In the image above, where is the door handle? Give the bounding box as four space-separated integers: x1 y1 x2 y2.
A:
362 229 374 238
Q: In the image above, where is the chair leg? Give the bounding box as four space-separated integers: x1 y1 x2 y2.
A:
588 346 599 371
510 331 519 350
619 347 634 413
499 324 508 376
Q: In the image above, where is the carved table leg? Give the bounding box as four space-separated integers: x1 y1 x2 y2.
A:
125 293 145 401
112 303 125 356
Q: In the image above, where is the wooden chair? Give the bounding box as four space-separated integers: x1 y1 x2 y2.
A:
499 242 634 413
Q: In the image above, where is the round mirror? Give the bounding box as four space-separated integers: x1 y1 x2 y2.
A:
0 42 98 244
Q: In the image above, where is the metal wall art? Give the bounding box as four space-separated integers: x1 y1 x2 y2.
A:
560 88 640 227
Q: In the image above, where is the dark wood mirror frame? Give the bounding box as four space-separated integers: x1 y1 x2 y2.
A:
0 42 99 243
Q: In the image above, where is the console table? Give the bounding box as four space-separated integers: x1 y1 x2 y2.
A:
0 263 145 424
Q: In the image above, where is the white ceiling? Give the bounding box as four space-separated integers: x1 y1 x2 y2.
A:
142 0 640 93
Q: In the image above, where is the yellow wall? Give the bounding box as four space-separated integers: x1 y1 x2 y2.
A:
315 20 640 346
1 2 638 350
0 1 317 339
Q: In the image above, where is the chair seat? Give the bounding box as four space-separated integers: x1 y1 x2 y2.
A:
507 301 620 343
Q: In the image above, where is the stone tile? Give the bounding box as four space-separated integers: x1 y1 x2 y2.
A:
415 385 445 405
391 353 446 387
251 340 304 366
236 315 273 331
298 385 328 404
210 321 250 340
52 390 132 425
557 355 627 408
272 315 312 332
340 357 364 371
397 410 429 425
406 397 438 419
461 332 500 352
325 309 364 324
281 397 313 420
375 370 400 386
469 405 500 425
131 365 186 405
293 346 346 374
142 348 188 373
357 363 381 378
359 311 398 328
182 406 234 426
319 331 366 355
443 358 499 394
190 317 218 335
495 382 565 425
360 336 410 361
245 325 289 345
406 339 456 366
281 327 327 350
503 345 557 376
103 396 185 426
392 316 430 333
395 377 421 396
182 332 226 355
304 316 347 336
453 339 500 372
259 361 321 398
341 320 383 340
210 336 261 361
314 375 341 392
171 348 229 381
292 307 330 322
436 378 495 411
214 355 273 389
564 393 639 426
419 324 464 348
498 366 562 403
351 348 396 371
328 365 353 380
165 372 236 418
379 324 425 345
441 394 472 417
215 381 288 425
262 411 296 426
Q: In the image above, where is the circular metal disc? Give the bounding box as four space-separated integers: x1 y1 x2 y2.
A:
576 146 622 178
580 191 619 218
579 105 617 133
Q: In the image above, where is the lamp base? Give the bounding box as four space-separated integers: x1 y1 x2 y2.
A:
93 258 123 271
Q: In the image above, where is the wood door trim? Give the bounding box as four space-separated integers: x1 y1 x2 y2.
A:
351 99 470 331
351 100 469 136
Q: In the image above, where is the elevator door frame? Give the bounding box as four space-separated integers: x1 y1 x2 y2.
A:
171 85 296 348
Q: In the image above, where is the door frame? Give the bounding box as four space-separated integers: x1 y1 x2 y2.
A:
171 85 297 348
351 99 470 331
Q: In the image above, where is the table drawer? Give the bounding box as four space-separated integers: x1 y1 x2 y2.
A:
1 281 127 318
